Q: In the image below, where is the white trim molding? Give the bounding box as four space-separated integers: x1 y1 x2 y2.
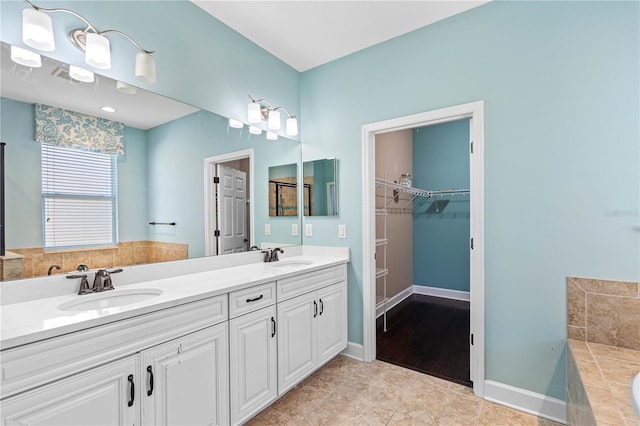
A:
376 285 413 318
361 101 486 398
341 342 364 361
484 380 567 424
413 285 470 302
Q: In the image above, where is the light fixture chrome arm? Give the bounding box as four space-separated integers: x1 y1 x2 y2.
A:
23 0 98 33
99 29 154 54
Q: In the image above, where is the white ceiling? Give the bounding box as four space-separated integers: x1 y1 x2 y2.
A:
192 1 489 72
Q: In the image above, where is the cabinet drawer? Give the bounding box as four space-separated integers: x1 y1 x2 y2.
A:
229 281 276 319
1 294 227 400
277 265 346 302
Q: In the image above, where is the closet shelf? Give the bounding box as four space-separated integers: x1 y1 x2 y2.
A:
375 177 470 198
376 267 389 279
376 238 388 247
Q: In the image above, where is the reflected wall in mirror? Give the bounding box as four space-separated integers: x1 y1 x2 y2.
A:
0 42 302 281
303 158 338 216
268 164 298 217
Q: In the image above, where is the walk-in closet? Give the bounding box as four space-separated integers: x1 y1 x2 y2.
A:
375 119 472 387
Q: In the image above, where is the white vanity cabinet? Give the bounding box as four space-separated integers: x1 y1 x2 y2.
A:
276 265 347 394
1 356 139 426
229 282 278 425
140 323 229 426
1 295 229 426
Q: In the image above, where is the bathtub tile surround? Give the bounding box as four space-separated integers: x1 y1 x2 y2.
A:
567 276 640 425
567 277 640 350
8 241 188 279
567 340 640 425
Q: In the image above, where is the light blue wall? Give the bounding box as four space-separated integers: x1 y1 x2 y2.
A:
0 1 300 136
0 98 148 248
146 110 300 257
413 120 470 292
300 1 639 400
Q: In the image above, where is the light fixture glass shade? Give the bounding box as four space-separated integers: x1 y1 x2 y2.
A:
22 8 55 51
135 52 156 84
228 119 244 129
116 81 138 94
268 110 281 130
266 132 278 141
248 102 261 124
286 117 298 136
69 65 95 83
249 126 262 135
10 45 41 67
85 33 111 69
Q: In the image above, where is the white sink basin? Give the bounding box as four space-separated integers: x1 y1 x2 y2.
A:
58 288 163 311
633 372 640 416
269 259 314 268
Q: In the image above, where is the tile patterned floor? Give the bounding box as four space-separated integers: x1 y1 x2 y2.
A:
247 355 561 425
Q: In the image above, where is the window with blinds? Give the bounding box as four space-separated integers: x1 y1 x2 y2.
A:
41 144 118 250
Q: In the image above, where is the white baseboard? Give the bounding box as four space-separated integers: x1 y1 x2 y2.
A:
484 380 567 424
413 284 470 302
341 342 364 361
376 285 413 318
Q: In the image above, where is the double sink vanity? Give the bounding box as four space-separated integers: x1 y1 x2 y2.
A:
0 246 349 425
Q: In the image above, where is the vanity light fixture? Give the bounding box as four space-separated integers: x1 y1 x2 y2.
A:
116 81 138 95
266 131 278 141
10 45 41 67
228 119 244 129
249 126 262 135
247 95 298 136
69 65 94 83
21 0 157 84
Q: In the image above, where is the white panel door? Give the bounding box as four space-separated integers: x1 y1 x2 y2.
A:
277 291 317 394
1 356 138 426
229 305 278 425
316 281 348 364
217 164 247 254
140 324 229 426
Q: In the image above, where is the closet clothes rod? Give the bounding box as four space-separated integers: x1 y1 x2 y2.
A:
375 177 470 198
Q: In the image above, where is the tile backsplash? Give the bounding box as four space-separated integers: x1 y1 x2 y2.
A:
567 277 640 351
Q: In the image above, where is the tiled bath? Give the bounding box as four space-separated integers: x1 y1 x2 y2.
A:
567 277 640 425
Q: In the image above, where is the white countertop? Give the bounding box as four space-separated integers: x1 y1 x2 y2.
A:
1 254 348 350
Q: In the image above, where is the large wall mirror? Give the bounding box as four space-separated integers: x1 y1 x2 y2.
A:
303 158 338 216
0 42 302 280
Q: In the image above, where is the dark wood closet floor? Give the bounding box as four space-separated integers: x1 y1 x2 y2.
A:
376 294 472 387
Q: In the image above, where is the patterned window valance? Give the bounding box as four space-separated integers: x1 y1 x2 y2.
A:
35 104 124 155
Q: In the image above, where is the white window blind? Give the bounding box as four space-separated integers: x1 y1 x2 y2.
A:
41 144 118 250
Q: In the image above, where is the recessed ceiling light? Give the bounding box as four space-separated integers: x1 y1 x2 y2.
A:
100 106 116 113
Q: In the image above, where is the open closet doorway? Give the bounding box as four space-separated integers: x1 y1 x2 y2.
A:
204 149 254 256
362 101 485 397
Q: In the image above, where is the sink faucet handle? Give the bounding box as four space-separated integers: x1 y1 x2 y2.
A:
261 250 271 263
270 248 284 262
101 268 122 291
67 274 91 295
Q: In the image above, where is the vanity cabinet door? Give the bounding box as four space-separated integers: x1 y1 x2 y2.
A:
277 290 318 394
229 305 278 425
1 356 138 426
140 323 229 426
316 281 348 365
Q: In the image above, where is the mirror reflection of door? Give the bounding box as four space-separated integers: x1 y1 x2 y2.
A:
216 164 247 254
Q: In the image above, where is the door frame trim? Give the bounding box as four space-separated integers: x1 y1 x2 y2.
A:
204 149 254 256
361 101 485 397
